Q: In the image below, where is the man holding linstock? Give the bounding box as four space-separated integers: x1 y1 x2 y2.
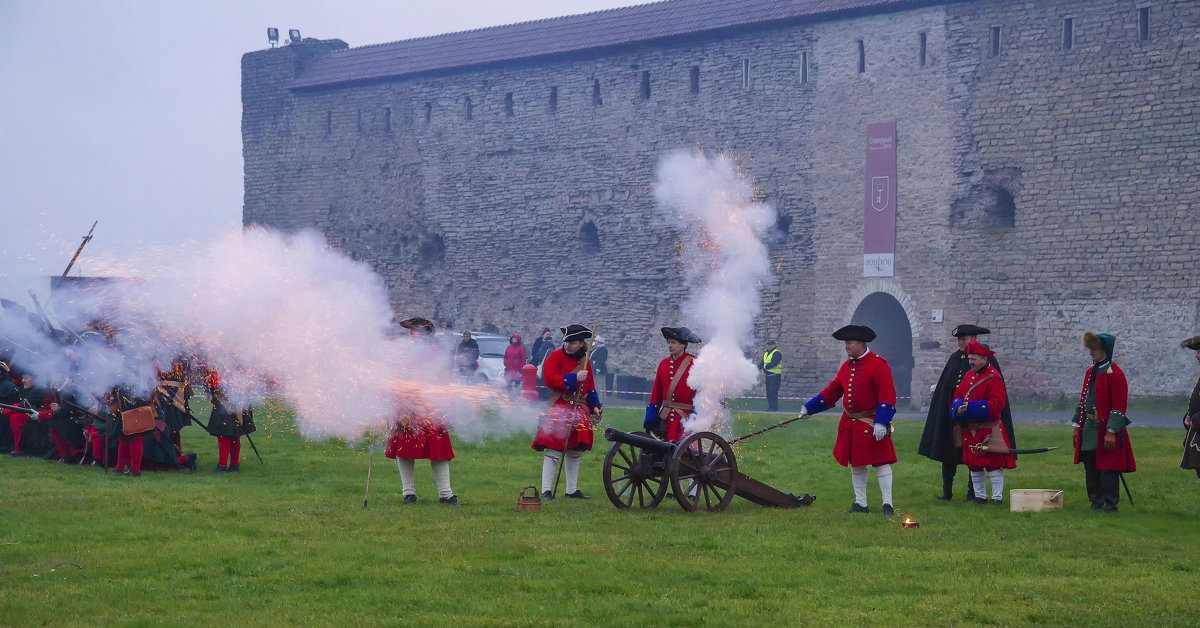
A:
1073 332 1135 512
798 325 898 515
644 327 701 442
531 324 602 500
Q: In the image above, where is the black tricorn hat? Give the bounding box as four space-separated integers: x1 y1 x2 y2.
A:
661 326 702 344
399 317 436 334
1181 335 1200 351
833 325 876 342
561 324 593 343
951 324 990 338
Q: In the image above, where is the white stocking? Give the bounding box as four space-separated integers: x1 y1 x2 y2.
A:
876 464 894 506
988 469 1005 500
851 466 869 507
397 458 416 496
564 449 582 493
431 460 453 499
541 450 562 493
970 470 987 500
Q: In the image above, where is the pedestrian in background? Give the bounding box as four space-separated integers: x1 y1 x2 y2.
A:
504 334 527 394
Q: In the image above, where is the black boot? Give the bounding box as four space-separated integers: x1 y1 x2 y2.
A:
212 464 229 473
938 461 956 500
185 452 197 471
964 475 977 502
228 463 240 473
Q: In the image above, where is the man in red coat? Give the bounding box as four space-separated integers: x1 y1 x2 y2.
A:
951 340 1015 505
799 325 898 515
386 317 458 505
532 324 602 499
644 326 701 442
1073 332 1135 512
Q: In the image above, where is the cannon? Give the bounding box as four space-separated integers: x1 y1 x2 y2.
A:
602 427 816 512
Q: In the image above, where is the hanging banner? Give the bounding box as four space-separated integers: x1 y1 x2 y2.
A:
864 121 897 277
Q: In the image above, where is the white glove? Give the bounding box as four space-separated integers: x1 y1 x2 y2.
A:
873 423 888 441
576 370 589 383
796 407 810 420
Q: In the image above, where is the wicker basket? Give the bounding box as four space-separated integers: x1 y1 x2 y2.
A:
516 486 542 512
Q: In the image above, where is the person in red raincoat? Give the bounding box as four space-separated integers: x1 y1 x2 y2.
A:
951 340 1015 505
531 324 602 500
644 326 701 443
503 334 527 393
385 317 458 505
799 325 898 515
1073 332 1135 512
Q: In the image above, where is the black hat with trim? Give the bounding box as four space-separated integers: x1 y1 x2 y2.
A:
560 324 593 343
832 325 876 342
399 317 436 334
661 326 702 344
1182 335 1200 351
951 324 990 338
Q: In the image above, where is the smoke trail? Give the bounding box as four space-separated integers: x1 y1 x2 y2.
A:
652 150 777 434
0 227 539 440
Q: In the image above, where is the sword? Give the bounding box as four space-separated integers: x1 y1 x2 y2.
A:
1119 472 1134 506
969 444 1058 455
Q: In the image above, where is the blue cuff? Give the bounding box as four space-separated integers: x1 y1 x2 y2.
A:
563 373 578 392
963 400 989 420
804 395 829 415
644 404 659 425
951 400 966 421
587 390 601 408
874 402 896 426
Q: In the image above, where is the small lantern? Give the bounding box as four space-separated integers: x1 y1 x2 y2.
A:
902 518 920 529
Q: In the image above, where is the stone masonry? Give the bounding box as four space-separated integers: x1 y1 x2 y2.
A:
242 0 1199 404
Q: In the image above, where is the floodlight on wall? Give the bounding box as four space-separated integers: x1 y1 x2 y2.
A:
289 29 302 43
267 28 279 48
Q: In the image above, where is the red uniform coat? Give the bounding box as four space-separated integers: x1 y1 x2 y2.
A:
816 350 898 467
385 408 454 461
531 348 596 452
1073 363 1136 472
952 365 1016 471
649 353 697 442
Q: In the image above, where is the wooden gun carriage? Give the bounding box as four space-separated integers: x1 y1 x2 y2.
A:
602 427 815 512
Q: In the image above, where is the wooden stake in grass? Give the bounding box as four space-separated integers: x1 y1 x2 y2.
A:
363 428 376 509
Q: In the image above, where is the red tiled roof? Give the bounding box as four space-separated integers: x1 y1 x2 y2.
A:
291 0 940 89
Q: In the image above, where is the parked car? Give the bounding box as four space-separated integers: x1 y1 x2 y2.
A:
466 332 512 386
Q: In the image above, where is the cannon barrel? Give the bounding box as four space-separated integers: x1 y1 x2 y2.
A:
604 427 676 455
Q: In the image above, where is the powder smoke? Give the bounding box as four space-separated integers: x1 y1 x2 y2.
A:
652 150 778 434
0 227 538 440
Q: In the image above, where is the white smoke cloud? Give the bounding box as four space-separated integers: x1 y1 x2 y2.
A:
651 150 777 434
0 227 539 440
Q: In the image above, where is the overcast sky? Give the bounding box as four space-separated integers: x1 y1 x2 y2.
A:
0 0 646 279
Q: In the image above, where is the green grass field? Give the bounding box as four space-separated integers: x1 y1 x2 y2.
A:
3 403 1199 627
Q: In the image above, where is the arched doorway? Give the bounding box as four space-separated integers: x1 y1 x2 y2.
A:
851 292 914 404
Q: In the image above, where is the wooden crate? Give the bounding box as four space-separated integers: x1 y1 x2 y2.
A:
1009 489 1064 512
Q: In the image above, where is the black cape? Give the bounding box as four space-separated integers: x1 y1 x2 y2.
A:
1182 375 1200 471
917 350 1016 462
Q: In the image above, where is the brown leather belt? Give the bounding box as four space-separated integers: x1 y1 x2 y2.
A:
662 401 693 413
847 410 874 420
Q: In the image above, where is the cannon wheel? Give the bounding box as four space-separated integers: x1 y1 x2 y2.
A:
671 431 737 512
603 431 669 509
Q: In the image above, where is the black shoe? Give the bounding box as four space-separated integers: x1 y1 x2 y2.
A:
57 457 68 464
937 492 953 501
882 503 894 516
540 491 555 500
403 494 417 504
185 453 197 471
212 465 229 473
1090 501 1103 510
228 464 240 473
845 503 870 514
128 471 142 478
990 498 1004 506
1102 503 1119 513
791 493 816 506
565 490 591 499
439 495 460 505
10 451 24 457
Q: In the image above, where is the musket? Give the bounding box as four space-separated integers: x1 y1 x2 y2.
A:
0 402 38 415
552 322 598 498
61 220 97 279
363 427 377 508
233 410 264 465
26 291 58 336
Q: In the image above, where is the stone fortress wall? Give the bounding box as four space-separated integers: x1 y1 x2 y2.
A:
242 0 1199 404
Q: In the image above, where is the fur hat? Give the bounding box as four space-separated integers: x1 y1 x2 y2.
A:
1083 332 1116 368
833 325 876 343
1181 335 1200 351
399 317 436 334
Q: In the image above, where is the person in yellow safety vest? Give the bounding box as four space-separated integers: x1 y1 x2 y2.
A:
760 340 783 412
